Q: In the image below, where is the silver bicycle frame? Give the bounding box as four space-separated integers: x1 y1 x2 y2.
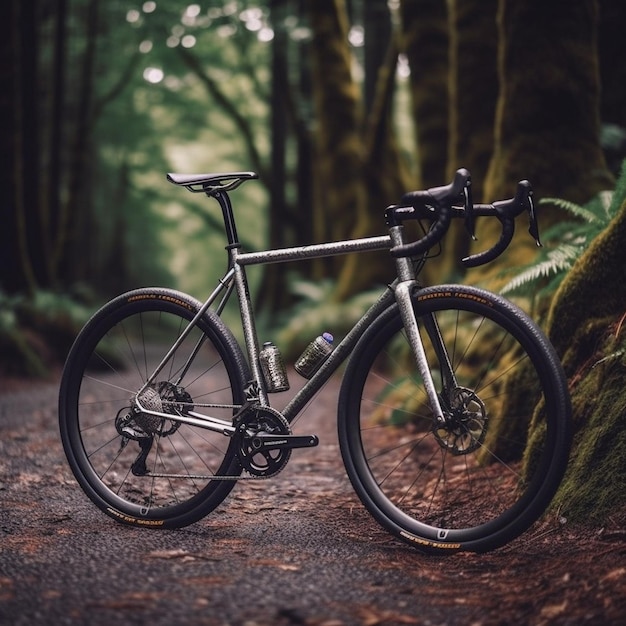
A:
135 223 446 431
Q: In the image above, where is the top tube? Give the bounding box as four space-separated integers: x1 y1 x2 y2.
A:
235 235 392 266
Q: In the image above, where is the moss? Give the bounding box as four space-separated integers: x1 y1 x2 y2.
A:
539 194 626 525
552 352 626 523
548 197 626 358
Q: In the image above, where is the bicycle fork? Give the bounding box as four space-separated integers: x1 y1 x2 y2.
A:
390 228 455 427
393 281 447 426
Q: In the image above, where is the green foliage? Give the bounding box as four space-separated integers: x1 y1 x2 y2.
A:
500 188 621 302
274 275 385 355
0 290 94 378
551 323 626 524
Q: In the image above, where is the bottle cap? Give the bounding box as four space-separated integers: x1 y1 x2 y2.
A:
322 332 333 344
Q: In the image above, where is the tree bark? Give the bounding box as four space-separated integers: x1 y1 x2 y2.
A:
541 189 626 523
484 0 612 204
446 0 497 199
474 0 613 281
598 0 626 128
400 0 449 190
439 0 498 281
306 0 367 279
13 0 46 293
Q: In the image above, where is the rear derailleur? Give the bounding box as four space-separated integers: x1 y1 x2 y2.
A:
115 382 193 476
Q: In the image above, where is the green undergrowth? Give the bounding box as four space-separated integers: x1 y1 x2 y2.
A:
0 289 94 379
551 316 626 524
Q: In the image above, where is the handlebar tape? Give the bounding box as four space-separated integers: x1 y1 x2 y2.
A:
390 202 452 258
461 214 515 268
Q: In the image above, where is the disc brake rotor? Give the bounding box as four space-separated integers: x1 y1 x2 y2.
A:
433 387 488 455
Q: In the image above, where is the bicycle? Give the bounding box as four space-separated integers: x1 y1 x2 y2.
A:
58 168 572 554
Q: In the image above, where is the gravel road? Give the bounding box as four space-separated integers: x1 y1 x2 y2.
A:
1 373 624 625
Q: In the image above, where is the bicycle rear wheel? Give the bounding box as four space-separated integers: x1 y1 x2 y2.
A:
338 284 571 554
59 288 249 528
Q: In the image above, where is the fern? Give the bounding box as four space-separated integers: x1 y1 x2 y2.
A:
500 163 626 298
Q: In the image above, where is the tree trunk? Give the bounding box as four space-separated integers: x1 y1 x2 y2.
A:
598 0 626 128
334 34 412 301
541 187 626 523
12 0 47 293
306 0 367 280
363 1 392 113
47 0 68 284
477 0 613 280
256 0 297 314
399 0 449 190
0 0 24 293
485 0 612 204
440 0 498 281
446 0 497 200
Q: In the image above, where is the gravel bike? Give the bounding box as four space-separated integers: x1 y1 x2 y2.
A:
58 169 572 554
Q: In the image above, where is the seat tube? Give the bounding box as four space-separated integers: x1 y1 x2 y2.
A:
390 226 445 425
232 257 269 405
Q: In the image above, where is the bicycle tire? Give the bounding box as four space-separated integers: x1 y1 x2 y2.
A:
59 288 249 528
338 284 571 554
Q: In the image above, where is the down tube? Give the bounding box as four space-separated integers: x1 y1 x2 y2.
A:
281 287 396 423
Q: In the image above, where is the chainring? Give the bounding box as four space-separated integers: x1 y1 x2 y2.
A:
234 406 292 478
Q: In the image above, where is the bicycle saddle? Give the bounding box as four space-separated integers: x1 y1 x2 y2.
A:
167 171 258 194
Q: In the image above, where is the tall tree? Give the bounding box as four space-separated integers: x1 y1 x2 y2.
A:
598 0 626 129
4 0 47 294
446 0 497 199
400 0 449 189
484 0 612 204
433 0 498 282
305 0 412 299
306 0 367 272
542 179 626 524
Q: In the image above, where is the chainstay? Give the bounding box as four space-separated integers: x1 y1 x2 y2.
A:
145 470 276 481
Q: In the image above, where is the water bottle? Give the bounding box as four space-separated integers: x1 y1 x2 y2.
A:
294 332 334 379
259 342 290 392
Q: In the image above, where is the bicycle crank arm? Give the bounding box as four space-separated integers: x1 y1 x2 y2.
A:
250 433 319 451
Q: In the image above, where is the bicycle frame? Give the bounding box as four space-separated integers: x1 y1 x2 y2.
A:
135 189 450 432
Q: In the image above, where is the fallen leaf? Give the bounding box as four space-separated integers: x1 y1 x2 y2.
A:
249 559 300 571
601 567 625 583
539 600 568 619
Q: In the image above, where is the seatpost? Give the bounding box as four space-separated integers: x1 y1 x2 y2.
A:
210 189 240 248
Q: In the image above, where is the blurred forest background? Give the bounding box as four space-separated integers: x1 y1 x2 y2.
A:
2 0 626 523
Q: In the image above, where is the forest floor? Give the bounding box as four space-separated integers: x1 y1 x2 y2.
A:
1 371 625 625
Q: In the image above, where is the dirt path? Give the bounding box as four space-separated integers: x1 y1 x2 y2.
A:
1 374 624 625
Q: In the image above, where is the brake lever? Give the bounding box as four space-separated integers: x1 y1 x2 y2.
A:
461 179 537 268
464 180 476 241
523 182 541 246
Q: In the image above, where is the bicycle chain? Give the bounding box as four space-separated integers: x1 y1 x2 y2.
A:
146 406 292 482
145 470 271 481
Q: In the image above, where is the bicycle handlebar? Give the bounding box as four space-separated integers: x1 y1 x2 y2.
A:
388 170 541 266
388 169 471 258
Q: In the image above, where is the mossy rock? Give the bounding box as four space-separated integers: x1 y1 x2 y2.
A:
552 341 626 524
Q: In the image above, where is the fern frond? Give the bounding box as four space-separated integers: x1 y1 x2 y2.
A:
500 243 581 295
539 197 599 224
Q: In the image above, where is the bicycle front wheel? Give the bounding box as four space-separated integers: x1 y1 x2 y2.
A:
338 285 571 554
59 288 249 528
